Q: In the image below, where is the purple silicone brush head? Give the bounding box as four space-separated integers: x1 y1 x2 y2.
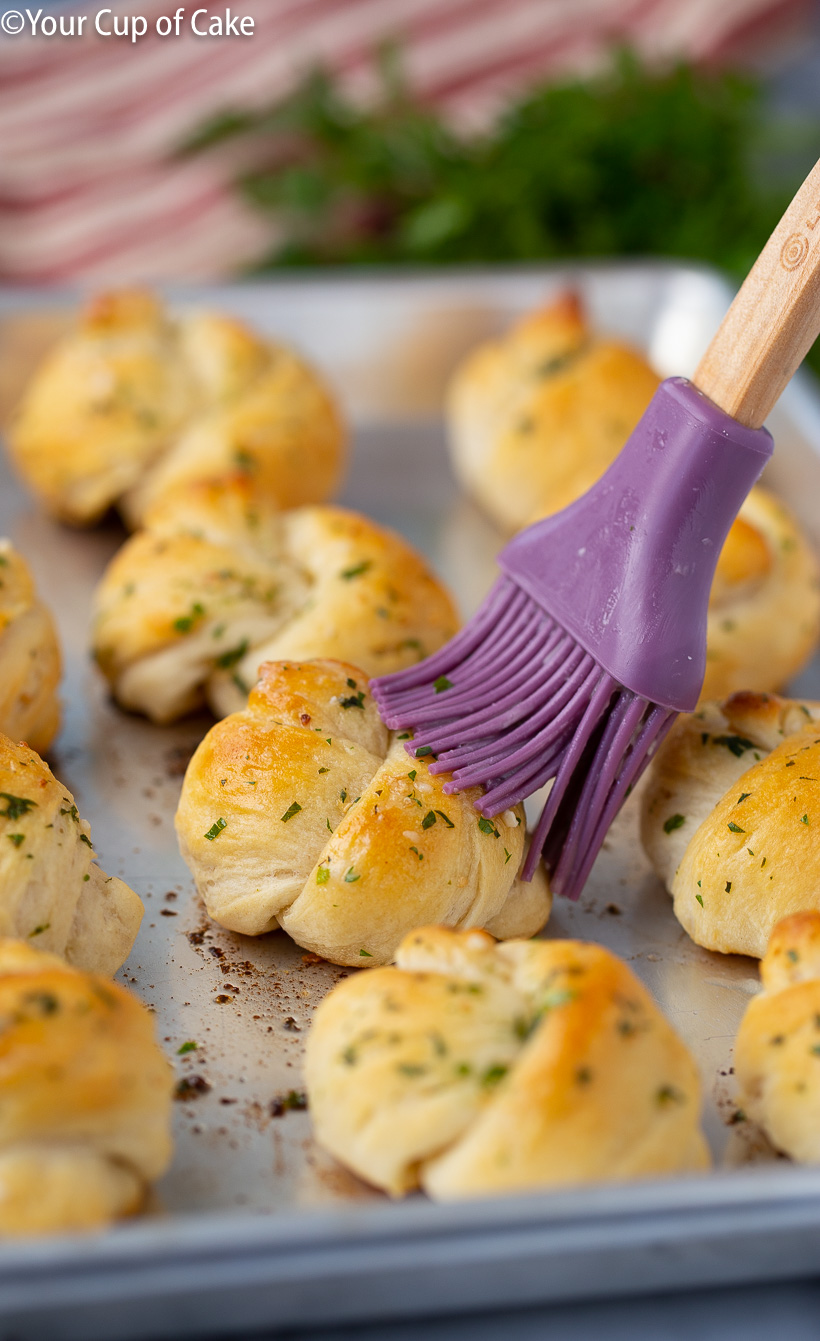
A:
373 378 772 899
375 149 820 902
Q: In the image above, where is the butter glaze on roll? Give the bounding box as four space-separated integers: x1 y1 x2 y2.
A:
0 540 61 754
7 289 345 527
305 926 709 1198
446 292 660 534
0 734 142 975
175 661 550 965
641 692 820 958
735 911 820 1164
0 939 173 1235
92 479 458 725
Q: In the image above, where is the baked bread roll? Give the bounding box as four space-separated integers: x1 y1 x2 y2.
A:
735 911 820 1163
641 692 820 958
6 289 345 527
701 488 820 701
175 661 550 965
305 925 709 1197
0 540 61 754
92 479 459 725
446 292 660 533
0 733 143 975
0 939 173 1235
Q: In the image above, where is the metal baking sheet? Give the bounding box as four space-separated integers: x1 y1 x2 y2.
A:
1 263 820 1339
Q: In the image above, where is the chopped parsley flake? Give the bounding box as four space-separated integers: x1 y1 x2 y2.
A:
695 893 704 907
316 867 330 884
663 813 685 833
435 809 454 828
79 833 93 848
0 794 37 821
656 1084 685 1106
359 949 373 958
7 834 24 848
215 639 249 669
204 818 227 841
397 732 411 740
340 560 373 580
177 1041 197 1055
727 822 745 834
344 867 360 882
481 1064 508 1087
173 602 205 634
281 802 302 822
504 847 511 864
725 880 732 892
421 811 437 830
433 676 453 693
318 767 329 774
802 814 810 825
712 734 756 758
478 817 500 837
414 745 433 757
409 845 423 860
28 923 50 937
737 793 751 804
339 691 365 710
407 770 417 782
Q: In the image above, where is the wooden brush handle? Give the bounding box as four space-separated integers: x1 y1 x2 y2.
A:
694 157 820 428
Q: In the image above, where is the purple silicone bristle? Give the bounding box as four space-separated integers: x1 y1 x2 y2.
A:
372 378 774 902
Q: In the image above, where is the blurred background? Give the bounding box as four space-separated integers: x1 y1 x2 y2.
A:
1 0 819 290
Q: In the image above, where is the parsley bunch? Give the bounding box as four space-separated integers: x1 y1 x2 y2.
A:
185 45 817 365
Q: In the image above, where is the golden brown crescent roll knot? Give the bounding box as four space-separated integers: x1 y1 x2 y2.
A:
641 692 820 958
91 477 459 725
701 488 820 701
304 925 709 1198
0 734 142 975
6 288 345 527
175 661 550 965
735 911 820 1164
0 938 173 1235
0 540 61 754
446 291 661 533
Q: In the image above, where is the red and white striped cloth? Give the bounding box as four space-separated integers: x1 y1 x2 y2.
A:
0 0 809 284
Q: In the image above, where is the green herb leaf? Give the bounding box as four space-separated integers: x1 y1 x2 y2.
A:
359 948 373 957
177 1041 198 1055
0 794 37 822
344 867 360 882
433 675 453 693
340 560 372 580
663 813 685 834
215 639 249 669
421 811 437 830
727 822 745 833
478 817 499 837
205 818 227 841
7 834 24 848
316 866 330 884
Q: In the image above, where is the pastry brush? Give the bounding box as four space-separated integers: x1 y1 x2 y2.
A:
371 158 820 900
